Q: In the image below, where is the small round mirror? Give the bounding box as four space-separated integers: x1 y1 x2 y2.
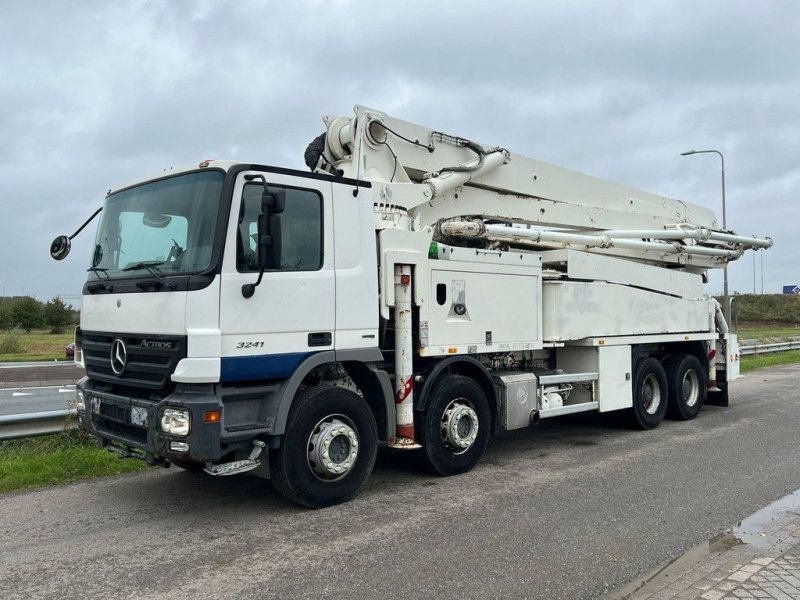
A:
50 235 71 260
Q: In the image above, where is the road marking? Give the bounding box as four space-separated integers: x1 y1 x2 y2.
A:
59 388 74 393
11 392 33 397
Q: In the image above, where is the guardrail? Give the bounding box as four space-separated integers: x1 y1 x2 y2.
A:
740 341 800 356
0 409 77 441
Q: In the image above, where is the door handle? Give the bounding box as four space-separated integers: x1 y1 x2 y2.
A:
308 332 332 347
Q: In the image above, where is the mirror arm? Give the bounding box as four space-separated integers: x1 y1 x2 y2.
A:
241 268 265 299
69 207 103 240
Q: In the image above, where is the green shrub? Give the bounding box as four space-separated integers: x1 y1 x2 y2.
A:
0 327 25 354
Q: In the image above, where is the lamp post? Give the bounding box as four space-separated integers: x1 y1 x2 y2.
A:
680 149 729 325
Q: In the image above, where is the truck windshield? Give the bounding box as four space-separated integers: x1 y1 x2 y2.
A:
89 171 224 279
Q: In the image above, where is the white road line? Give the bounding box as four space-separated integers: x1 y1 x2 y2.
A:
11 392 33 397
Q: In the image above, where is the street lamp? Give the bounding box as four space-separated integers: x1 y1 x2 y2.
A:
680 149 730 325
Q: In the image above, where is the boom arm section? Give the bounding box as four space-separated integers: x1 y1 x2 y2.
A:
316 106 771 268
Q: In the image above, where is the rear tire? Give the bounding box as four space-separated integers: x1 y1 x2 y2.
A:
417 375 491 476
663 354 707 420
269 386 378 508
625 357 668 430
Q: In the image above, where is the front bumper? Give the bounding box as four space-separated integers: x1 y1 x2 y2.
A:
77 378 222 464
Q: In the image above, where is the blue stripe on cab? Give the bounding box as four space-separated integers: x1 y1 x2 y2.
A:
220 352 313 383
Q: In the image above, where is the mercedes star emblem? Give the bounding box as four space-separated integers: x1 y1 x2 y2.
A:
110 338 128 376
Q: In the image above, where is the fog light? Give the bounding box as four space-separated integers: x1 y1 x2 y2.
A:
160 408 190 436
170 441 189 452
76 390 86 413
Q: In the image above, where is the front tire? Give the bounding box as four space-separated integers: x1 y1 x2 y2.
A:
663 354 707 420
417 375 491 476
270 386 378 508
625 357 668 430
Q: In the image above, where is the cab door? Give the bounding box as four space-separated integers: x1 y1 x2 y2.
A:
218 170 335 382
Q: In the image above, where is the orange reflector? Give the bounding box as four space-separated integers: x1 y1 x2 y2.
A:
448 347 457 354
203 410 221 423
598 339 605 345
401 274 411 285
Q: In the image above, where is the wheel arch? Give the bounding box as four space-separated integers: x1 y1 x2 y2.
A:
662 340 709 371
415 356 499 434
271 349 393 442
633 341 709 370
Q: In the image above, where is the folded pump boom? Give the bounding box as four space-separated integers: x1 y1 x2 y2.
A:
312 105 771 271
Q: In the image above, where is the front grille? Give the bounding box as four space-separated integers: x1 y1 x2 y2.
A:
96 418 148 445
100 402 129 422
81 331 187 391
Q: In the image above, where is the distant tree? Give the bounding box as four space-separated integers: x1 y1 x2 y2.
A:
10 296 44 331
0 302 12 330
43 296 73 334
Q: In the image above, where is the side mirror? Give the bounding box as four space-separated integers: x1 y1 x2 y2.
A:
50 235 71 260
242 187 286 298
264 187 285 214
48 206 104 262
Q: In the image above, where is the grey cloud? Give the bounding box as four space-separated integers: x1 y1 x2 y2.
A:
0 0 797 301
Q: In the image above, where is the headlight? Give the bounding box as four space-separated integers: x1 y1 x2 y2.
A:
75 390 86 413
160 408 190 436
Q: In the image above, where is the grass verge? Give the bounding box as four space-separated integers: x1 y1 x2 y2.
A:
740 350 800 374
0 429 148 494
0 329 73 362
738 325 800 341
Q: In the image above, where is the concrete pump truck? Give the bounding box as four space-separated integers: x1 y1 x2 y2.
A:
51 106 771 507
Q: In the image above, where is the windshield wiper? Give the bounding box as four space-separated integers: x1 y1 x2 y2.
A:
122 261 175 290
86 267 113 293
87 266 110 280
121 260 167 272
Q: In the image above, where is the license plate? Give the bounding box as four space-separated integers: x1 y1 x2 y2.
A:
99 402 130 423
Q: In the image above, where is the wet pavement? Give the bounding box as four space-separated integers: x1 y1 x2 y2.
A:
610 490 800 599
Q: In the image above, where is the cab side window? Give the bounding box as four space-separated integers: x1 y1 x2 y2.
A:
236 183 323 272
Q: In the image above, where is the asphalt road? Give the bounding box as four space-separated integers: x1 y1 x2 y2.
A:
0 361 84 387
2 364 799 600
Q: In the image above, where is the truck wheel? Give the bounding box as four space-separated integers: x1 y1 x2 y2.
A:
663 354 707 420
269 386 378 508
417 375 490 476
626 357 668 430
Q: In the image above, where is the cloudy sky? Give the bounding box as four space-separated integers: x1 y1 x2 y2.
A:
0 0 797 305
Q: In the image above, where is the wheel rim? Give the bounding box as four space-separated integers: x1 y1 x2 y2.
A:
681 369 701 407
306 414 359 481
440 398 479 455
641 374 662 415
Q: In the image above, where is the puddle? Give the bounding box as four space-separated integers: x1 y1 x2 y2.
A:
732 488 800 550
